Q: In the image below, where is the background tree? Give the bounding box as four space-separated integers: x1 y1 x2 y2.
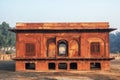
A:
110 31 120 53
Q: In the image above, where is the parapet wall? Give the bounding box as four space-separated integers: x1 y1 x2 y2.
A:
16 22 109 29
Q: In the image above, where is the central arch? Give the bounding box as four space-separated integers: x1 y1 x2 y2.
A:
58 40 68 56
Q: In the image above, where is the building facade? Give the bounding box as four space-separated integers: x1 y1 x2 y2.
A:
11 22 115 71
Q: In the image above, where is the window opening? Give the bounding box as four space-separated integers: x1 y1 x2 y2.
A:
90 62 101 70
25 63 35 70
58 63 67 70
91 42 100 54
26 43 35 56
48 63 55 70
70 63 77 70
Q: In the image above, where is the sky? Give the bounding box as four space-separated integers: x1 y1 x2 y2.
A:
0 0 120 30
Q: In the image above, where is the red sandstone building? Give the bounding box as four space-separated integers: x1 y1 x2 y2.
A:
11 22 115 71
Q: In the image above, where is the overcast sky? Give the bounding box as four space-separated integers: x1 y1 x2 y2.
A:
0 0 120 30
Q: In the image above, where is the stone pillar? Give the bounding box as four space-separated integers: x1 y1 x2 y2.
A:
67 62 70 71
56 62 58 71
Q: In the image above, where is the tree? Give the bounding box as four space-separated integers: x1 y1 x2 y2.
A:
0 22 15 52
110 31 120 53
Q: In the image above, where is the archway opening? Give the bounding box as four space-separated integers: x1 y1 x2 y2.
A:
58 40 68 56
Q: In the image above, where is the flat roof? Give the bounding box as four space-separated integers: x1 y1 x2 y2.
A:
16 22 109 30
10 22 116 33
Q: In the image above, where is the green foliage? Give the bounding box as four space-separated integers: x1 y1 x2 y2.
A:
0 22 15 48
5 50 13 54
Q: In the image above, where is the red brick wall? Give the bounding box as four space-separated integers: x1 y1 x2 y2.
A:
16 61 25 71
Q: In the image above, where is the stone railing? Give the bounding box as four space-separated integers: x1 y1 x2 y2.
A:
110 53 120 60
0 54 16 61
